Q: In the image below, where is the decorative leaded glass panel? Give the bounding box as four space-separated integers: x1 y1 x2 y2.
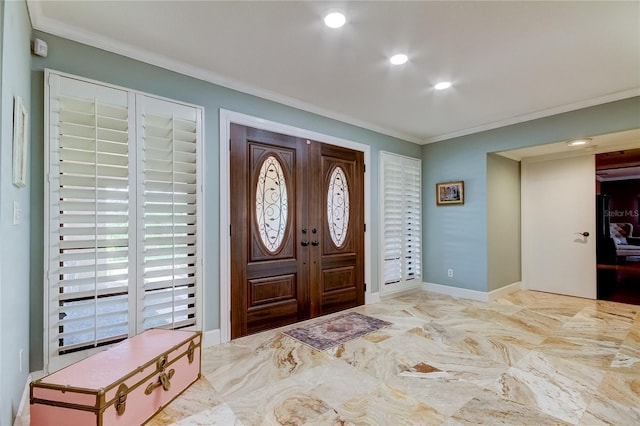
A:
327 166 350 247
256 155 288 252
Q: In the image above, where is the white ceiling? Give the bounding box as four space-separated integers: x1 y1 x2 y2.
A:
500 129 640 161
27 1 640 144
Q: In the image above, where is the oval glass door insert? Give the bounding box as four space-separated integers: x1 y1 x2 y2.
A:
256 155 288 252
327 166 350 247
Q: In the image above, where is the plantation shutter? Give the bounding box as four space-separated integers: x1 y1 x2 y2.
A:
382 156 403 284
137 96 201 331
402 160 421 281
380 152 422 290
46 71 203 372
46 74 134 362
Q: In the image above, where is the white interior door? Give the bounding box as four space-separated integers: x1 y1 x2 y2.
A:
521 154 596 299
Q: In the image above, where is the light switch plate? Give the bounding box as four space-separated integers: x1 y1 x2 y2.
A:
13 201 21 225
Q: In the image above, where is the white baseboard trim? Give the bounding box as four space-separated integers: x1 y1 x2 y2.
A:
488 281 521 301
14 373 34 426
203 329 221 348
422 281 521 302
366 291 381 304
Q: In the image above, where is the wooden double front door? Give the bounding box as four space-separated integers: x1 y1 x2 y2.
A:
230 124 365 338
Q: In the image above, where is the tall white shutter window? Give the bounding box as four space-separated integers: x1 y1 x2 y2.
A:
137 96 200 330
47 76 133 365
379 152 422 295
45 71 203 372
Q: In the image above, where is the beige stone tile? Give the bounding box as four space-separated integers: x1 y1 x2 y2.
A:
334 382 446 425
450 389 572 426
501 290 596 322
595 371 640 409
537 334 620 370
580 396 640 425
169 403 244 425
610 324 640 375
224 361 376 425
202 333 332 400
147 377 223 425
558 306 635 343
386 373 484 416
488 350 604 424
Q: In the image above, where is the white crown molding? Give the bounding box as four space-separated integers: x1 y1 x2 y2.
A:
27 8 423 145
25 0 42 28
423 88 640 145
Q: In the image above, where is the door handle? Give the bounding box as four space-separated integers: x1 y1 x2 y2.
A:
575 232 589 237
301 240 310 247
311 240 319 246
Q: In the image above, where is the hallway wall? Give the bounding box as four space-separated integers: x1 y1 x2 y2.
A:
0 0 32 423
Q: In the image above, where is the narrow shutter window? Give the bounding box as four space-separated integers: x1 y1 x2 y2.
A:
48 76 132 356
380 152 422 290
137 96 200 331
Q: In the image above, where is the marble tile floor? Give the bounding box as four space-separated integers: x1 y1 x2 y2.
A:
24 290 640 425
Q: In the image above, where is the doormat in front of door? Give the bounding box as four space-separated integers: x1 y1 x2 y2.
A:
283 312 392 351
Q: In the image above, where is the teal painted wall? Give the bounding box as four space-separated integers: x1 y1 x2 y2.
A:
0 1 5 422
29 31 421 371
422 97 640 292
487 153 521 291
1 0 32 423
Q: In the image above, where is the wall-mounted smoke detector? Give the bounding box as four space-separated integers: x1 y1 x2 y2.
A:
32 38 48 57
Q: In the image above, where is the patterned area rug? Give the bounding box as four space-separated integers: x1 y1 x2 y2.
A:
283 312 392 351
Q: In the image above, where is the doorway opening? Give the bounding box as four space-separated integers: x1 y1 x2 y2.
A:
596 149 640 305
499 128 639 301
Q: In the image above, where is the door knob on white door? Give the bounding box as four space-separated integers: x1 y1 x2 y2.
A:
575 232 589 237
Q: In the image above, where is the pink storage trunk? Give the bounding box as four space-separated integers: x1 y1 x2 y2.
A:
30 329 202 426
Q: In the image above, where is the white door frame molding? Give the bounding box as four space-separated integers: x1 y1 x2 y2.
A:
219 109 372 343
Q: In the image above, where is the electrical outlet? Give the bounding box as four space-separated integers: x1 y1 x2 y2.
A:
447 268 454 278
19 348 23 372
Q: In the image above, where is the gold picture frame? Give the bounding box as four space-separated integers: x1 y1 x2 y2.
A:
436 181 464 205
12 96 28 187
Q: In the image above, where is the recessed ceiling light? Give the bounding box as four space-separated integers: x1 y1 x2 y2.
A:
324 12 346 28
390 54 408 65
434 81 452 90
567 138 592 147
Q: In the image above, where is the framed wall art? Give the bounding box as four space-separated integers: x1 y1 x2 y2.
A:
12 96 28 187
436 180 464 205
